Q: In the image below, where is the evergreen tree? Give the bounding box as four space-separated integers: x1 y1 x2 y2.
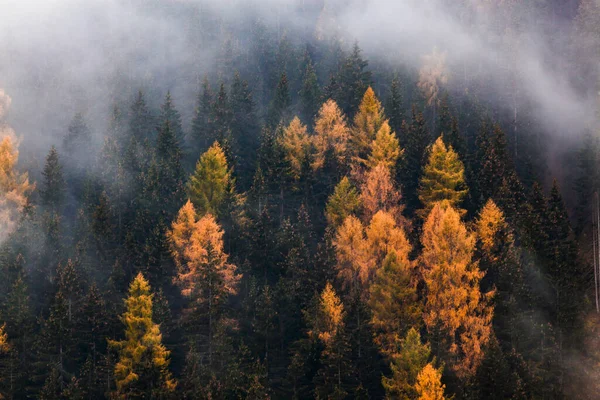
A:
190 77 214 156
333 42 371 118
41 146 66 212
108 273 176 398
386 76 404 136
159 92 185 152
154 116 185 218
268 73 291 128
211 83 233 145
299 56 321 125
325 177 361 229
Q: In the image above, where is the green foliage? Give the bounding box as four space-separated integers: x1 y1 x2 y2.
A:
326 177 361 229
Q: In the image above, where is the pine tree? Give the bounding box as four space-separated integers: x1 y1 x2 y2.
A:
154 116 185 218
421 202 493 379
268 73 291 128
109 273 176 398
159 92 185 152
386 76 404 135
41 146 65 212
190 77 214 156
211 83 233 146
334 42 372 118
299 56 321 125
325 177 361 229
382 328 431 400
187 142 233 218
418 136 468 218
399 107 431 212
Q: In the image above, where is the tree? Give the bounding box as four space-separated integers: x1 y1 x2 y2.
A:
62 113 92 171
415 363 446 400
382 328 431 400
278 117 311 181
154 116 185 218
386 76 404 135
333 215 370 291
211 83 233 145
310 283 352 399
0 135 33 242
360 163 404 224
40 146 65 212
299 56 321 125
351 87 385 166
268 73 291 128
190 77 214 155
325 177 361 229
421 202 493 379
368 250 420 357
159 92 185 150
312 99 350 171
109 273 176 399
367 121 402 173
167 201 240 364
418 136 468 218
333 42 372 118
417 47 448 127
187 142 233 218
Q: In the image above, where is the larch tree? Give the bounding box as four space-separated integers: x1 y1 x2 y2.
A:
0 135 33 242
366 120 402 173
187 142 233 218
417 47 448 126
418 135 467 218
351 87 385 166
421 202 493 379
325 176 361 229
415 363 446 400
312 99 350 171
360 163 405 224
109 273 176 399
167 201 240 365
278 117 311 181
333 215 370 292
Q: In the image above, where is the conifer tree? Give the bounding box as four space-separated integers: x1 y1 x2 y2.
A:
278 117 311 181
299 56 321 125
421 202 493 379
415 363 446 400
109 273 176 398
159 92 185 149
191 77 214 155
268 73 291 128
366 121 402 173
211 83 233 146
312 99 350 172
325 177 361 229
360 163 404 224
334 42 371 118
62 113 92 181
399 107 431 212
382 328 431 400
368 250 420 357
418 136 467 218
187 142 233 218
351 87 385 166
41 146 65 212
154 117 185 217
386 76 404 135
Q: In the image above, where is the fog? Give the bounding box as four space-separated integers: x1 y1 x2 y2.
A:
0 0 594 162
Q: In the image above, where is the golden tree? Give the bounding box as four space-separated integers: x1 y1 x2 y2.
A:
417 47 448 120
366 210 411 268
421 202 493 379
109 273 176 399
278 116 311 180
360 163 404 224
333 215 370 290
476 198 509 262
415 363 446 400
351 87 385 164
312 99 350 171
325 176 362 229
366 120 402 172
418 136 467 218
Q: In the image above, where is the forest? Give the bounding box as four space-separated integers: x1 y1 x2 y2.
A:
1 0 600 398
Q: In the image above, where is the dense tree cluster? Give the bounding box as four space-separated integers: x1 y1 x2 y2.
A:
0 1 598 398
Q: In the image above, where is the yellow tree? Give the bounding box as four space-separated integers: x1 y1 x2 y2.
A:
312 99 350 171
418 136 467 218
366 210 411 268
187 141 233 217
278 116 311 180
109 273 176 399
0 104 34 242
333 215 370 291
167 201 240 364
417 47 448 124
421 202 493 379
360 164 405 224
415 363 446 400
325 176 362 229
351 87 385 165
366 120 402 173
